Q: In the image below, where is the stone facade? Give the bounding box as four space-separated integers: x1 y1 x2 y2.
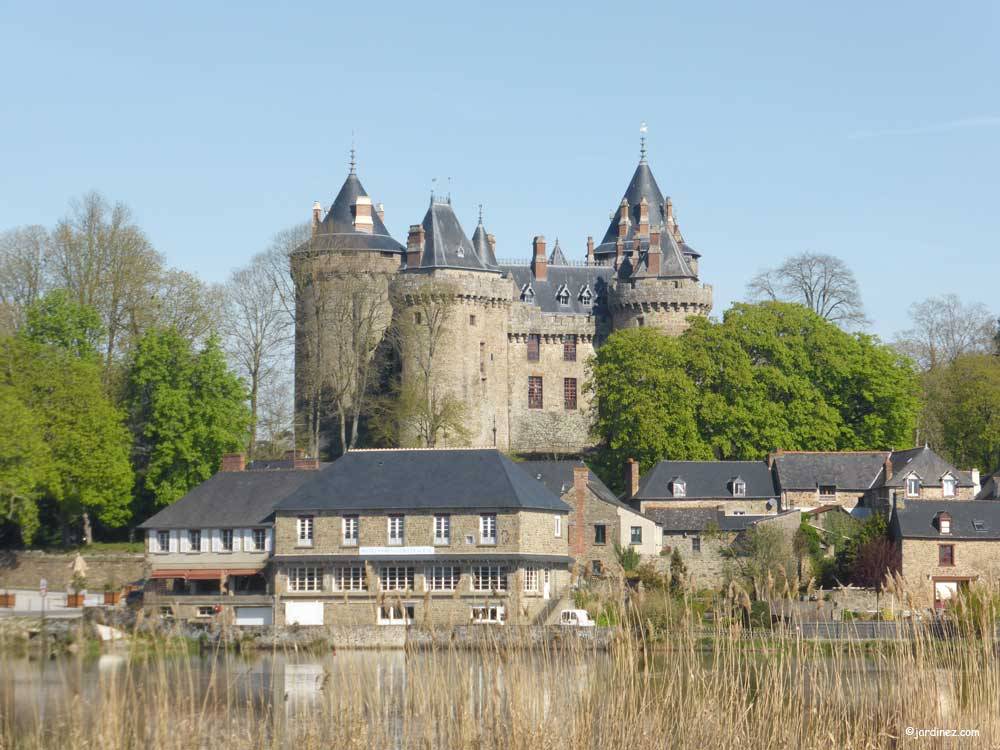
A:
897 538 1000 609
0 551 147 591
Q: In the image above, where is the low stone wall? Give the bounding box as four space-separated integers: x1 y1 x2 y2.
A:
0 551 147 591
826 587 902 615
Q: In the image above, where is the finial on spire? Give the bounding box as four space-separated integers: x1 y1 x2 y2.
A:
430 177 437 204
349 132 357 175
639 122 648 163
447 176 452 204
478 203 484 224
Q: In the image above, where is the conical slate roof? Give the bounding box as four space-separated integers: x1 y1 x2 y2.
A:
548 239 568 266
305 170 405 254
471 217 498 268
414 200 497 272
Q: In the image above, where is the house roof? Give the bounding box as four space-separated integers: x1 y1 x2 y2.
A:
976 470 1000 500
138 469 324 529
274 449 571 513
884 446 975 488
646 507 782 533
409 200 499 273
503 265 613 314
517 460 649 517
773 451 890 491
303 171 405 255
634 460 778 501
893 500 1000 540
470 218 498 268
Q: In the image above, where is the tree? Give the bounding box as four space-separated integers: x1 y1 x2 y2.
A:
0 225 50 334
725 524 795 600
747 252 867 328
668 548 687 593
0 385 52 544
21 289 103 359
126 327 250 513
852 538 901 590
894 294 996 371
0 338 133 544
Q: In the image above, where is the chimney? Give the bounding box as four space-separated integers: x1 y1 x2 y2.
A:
647 225 662 276
586 236 595 266
624 458 640 500
638 197 649 238
531 235 547 281
618 199 629 239
884 455 893 482
665 197 674 231
406 224 425 268
220 453 245 472
352 195 374 233
766 452 774 470
375 203 385 223
294 456 320 470
311 201 323 236
572 465 589 557
615 237 624 269
487 233 496 258
971 468 981 495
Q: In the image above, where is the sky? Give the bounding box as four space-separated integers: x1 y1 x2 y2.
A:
1 1 998 339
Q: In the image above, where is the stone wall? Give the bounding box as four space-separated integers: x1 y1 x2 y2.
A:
662 533 731 590
640 498 778 515
780 489 866 511
0 551 147 591
608 278 712 335
900 538 1000 608
563 484 621 576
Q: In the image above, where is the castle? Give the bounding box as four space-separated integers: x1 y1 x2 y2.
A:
292 139 713 456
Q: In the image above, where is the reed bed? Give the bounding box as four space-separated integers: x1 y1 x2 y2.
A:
2 592 999 749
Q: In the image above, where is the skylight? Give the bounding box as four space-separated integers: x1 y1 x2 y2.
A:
973 520 986 532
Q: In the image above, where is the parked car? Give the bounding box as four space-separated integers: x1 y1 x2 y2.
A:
559 609 596 627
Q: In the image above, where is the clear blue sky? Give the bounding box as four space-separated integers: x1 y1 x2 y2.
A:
2 1 997 338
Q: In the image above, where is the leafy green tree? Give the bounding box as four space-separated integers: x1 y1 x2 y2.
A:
0 385 52 543
668 547 688 593
0 338 133 543
126 328 250 513
21 289 103 359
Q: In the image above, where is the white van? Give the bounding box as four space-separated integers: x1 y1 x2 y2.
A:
559 609 596 627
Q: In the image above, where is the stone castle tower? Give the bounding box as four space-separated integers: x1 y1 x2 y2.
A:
293 140 712 457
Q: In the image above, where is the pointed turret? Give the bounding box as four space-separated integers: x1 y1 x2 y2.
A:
548 238 568 266
407 198 497 272
471 205 499 268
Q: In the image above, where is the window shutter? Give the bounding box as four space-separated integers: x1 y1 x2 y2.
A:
265 529 273 553
179 532 190 553
242 528 251 552
201 530 209 552
211 529 221 552
169 530 179 553
146 529 155 552
231 529 241 552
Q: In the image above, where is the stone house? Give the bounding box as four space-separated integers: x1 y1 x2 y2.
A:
771 446 979 513
627 458 780 515
891 500 1000 609
520 460 661 578
270 448 573 627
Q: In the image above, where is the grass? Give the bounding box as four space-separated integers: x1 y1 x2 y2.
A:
2 589 1000 748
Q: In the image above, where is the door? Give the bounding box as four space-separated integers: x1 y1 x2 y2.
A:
285 601 324 626
235 606 273 626
934 581 959 608
542 569 551 600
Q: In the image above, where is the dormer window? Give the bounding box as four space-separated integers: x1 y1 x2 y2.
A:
942 474 956 497
731 478 746 497
672 479 686 498
906 475 921 498
520 284 534 303
456 245 465 258
579 285 593 305
555 284 570 305
936 511 952 535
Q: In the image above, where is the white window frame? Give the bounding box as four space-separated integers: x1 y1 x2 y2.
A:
673 480 687 498
378 603 414 625
630 526 642 545
733 480 747 497
380 566 415 592
196 606 214 618
387 515 405 546
434 515 451 546
288 567 322 592
479 513 497 545
942 475 957 498
156 530 170 554
472 565 507 592
470 605 505 624
296 516 314 546
220 528 234 552
331 565 366 592
342 515 359 546
187 529 201 553
424 565 460 592
523 567 539 593
251 528 267 552
906 476 921 498
554 515 562 538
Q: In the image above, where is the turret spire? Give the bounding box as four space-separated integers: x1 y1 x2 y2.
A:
639 121 648 164
349 139 357 175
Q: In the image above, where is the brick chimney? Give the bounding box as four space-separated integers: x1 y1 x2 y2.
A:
220 453 245 472
638 197 649 238
572 465 589 557
531 235 547 281
487 233 496 259
624 458 640 500
665 197 674 232
617 199 629 239
375 202 385 223
311 201 323 236
586 236 595 266
352 195 374 234
647 225 662 276
294 456 320 470
406 224 425 268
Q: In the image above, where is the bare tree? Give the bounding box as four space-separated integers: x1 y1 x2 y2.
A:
255 369 295 459
894 294 996 370
0 225 51 334
151 269 223 344
747 252 867 328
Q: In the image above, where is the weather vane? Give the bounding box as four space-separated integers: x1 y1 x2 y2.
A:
639 122 648 163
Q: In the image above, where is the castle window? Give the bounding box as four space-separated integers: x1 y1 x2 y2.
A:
414 312 422 325
636 317 645 327
564 378 577 410
469 314 476 326
520 284 534 303
938 544 954 567
528 376 543 409
563 335 577 361
556 285 570 305
579 285 593 305
526 334 540 361
480 342 486 375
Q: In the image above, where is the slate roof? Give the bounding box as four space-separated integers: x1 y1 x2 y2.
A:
275 449 571 513
892 501 1000 540
517 460 642 514
502 265 613 315
470 219 498 268
646 508 780 533
137 469 324 529
884 446 975 488
976 471 1000 500
773 452 889 491
303 171 405 255
634 460 778 501
548 239 568 266
410 200 499 273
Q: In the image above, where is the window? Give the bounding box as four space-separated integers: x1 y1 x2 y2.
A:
636 316 645 327
196 606 214 618
221 529 234 552
591 560 604 576
425 566 460 592
579 285 593 305
732 480 747 497
187 529 201 553
480 342 486 375
564 378 578 410
380 567 415 592
556 286 569 305
906 476 921 497
732 510 746 516
594 524 607 545
331 566 366 592
672 480 686 498
528 376 543 409
563 336 577 361
414 311 422 324
523 567 539 593
434 515 451 545
520 285 534 303
387 515 404 545
631 526 643 545
472 565 507 592
480 513 497 545
469 314 476 326
297 516 314 546
938 514 952 535
156 531 170 553
379 604 414 625
470 605 505 624
939 544 954 567
691 536 701 553
943 475 957 497
288 567 321 592
527 334 540 361
554 515 562 537
251 528 266 552
342 515 359 546
819 485 836 499
973 520 987 532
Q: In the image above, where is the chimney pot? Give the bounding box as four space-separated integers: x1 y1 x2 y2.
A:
311 201 323 236
375 203 385 223
586 236 595 266
220 453 245 472
406 224 425 268
532 235 547 281
352 196 374 234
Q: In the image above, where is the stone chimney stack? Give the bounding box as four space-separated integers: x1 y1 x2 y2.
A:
311 201 323 236
972 468 981 495
406 224 425 268
572 465 589 557
352 195 374 234
532 235 548 281
647 224 662 276
375 203 385 223
884 455 893 482
294 456 320 470
624 458 640 500
220 453 245 472
638 197 649 238
665 197 674 232
487 233 496 258
615 237 624 269
618 199 630 239
586 236 595 266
